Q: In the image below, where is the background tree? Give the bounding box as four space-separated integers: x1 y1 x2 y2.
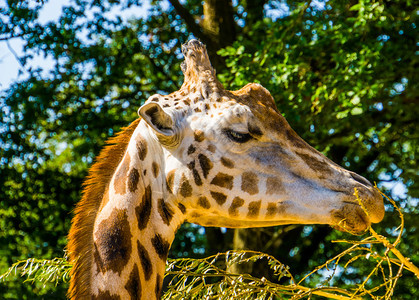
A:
0 0 417 298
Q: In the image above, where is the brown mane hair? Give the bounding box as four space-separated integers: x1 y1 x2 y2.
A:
67 118 141 299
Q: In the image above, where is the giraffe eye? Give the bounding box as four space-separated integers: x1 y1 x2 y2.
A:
224 129 252 143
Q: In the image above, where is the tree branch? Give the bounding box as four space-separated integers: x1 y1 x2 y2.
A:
6 40 27 72
168 0 209 43
0 33 26 41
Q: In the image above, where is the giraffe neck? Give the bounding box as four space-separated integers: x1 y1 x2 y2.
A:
69 119 184 299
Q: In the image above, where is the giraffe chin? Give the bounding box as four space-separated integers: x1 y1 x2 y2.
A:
330 203 371 234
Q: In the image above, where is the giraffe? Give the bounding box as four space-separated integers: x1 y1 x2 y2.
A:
67 39 384 299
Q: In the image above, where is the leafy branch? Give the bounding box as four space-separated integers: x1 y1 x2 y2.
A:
163 189 418 299
0 254 72 287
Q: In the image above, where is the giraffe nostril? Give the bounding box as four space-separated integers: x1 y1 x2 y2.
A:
350 172 372 187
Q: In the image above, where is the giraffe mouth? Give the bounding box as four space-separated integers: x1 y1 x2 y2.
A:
331 202 371 234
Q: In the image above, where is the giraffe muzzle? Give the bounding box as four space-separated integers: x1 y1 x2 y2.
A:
332 183 384 233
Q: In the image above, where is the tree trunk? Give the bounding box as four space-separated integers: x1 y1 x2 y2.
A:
229 228 279 279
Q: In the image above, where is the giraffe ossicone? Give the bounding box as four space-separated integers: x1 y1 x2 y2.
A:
68 39 384 299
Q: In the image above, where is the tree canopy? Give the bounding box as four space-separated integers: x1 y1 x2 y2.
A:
0 0 417 298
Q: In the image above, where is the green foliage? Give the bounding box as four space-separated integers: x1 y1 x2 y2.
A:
218 1 418 197
217 2 418 296
0 255 71 287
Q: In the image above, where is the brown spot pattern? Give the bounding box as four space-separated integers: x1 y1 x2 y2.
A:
178 203 186 214
266 177 284 195
151 234 170 260
187 161 203 186
297 152 333 176
194 130 205 142
190 212 201 219
198 154 213 178
198 196 211 209
93 243 104 275
248 200 262 218
95 209 132 275
151 162 160 178
207 144 216 153
266 203 277 217
158 198 174 225
114 153 131 195
93 291 121 300
155 274 162 299
229 197 244 216
136 135 148 161
136 185 152 230
210 172 234 190
286 129 307 148
179 174 192 197
187 144 196 155
220 157 234 168
166 170 176 194
210 191 227 205
137 240 152 281
276 202 288 215
241 172 259 195
128 168 140 193
125 264 141 299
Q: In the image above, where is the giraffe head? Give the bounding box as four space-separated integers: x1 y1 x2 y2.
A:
138 39 384 233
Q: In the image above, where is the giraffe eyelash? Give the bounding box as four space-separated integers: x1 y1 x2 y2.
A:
224 129 252 143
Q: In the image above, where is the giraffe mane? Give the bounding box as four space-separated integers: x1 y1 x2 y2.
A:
67 118 141 299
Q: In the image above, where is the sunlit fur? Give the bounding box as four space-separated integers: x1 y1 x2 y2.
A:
67 119 140 299
67 40 384 299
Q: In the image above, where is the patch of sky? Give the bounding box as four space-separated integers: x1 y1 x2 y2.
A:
264 2 290 20
390 77 408 96
0 0 151 90
317 264 344 286
374 102 383 111
289 246 299 257
82 156 94 164
311 0 326 11
377 34 390 42
378 172 408 200
302 226 313 237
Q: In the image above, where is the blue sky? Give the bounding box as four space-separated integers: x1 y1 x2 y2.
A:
0 0 149 90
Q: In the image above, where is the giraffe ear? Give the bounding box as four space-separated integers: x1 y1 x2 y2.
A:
138 102 175 136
